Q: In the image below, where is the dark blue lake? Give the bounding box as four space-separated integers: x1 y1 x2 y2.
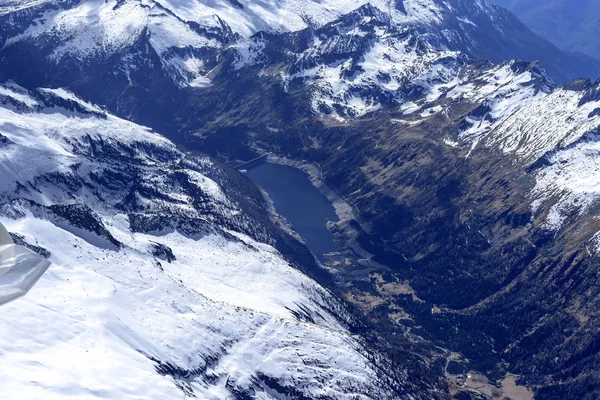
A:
246 162 339 261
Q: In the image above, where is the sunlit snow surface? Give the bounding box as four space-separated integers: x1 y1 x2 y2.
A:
0 0 446 87
0 84 394 399
0 0 445 37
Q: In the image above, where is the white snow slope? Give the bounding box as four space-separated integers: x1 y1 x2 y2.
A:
0 83 399 399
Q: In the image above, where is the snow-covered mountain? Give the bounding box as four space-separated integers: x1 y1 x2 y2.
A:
0 0 597 95
4 0 600 398
242 5 557 120
1 0 597 147
0 0 435 88
171 9 600 398
0 82 433 399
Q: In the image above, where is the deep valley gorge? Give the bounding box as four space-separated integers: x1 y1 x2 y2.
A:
3 0 600 399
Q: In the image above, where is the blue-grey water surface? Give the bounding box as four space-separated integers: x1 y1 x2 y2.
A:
246 162 339 261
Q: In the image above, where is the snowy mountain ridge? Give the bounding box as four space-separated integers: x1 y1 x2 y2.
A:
0 0 445 87
1 0 596 89
247 5 552 121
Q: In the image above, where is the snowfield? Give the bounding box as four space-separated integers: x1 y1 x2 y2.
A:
0 217 384 399
0 83 397 399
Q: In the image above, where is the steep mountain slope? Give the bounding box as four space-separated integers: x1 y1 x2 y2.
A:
490 0 600 60
173 10 600 398
0 83 441 399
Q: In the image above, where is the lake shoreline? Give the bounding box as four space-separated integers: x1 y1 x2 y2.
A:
264 155 355 223
261 155 386 268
